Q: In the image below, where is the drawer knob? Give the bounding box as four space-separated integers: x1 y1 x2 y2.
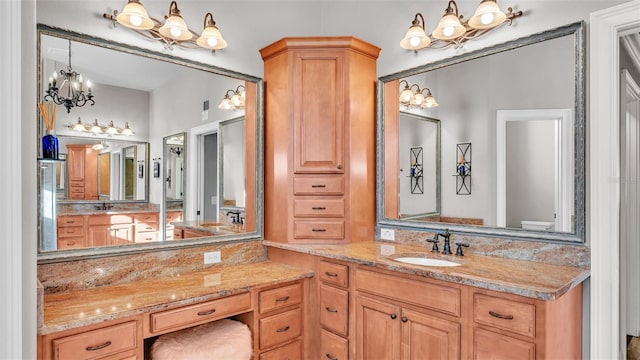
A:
311 184 326 188
324 272 338 277
197 309 217 316
390 313 397 320
401 316 408 323
86 340 112 351
325 306 338 313
325 353 338 360
311 207 327 210
337 164 342 169
276 325 290 333
312 228 326 232
67 241 75 245
489 310 514 320
275 296 290 302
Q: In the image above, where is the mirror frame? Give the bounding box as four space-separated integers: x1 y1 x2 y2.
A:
376 22 585 243
37 24 264 263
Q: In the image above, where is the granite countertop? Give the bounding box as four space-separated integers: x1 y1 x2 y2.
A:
172 220 245 235
263 240 590 301
39 261 313 335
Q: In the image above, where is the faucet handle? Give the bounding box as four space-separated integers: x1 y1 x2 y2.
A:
455 243 470 256
426 234 440 252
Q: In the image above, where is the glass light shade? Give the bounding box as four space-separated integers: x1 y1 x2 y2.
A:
400 25 431 50
422 95 439 108
468 0 507 29
159 14 192 41
90 120 103 134
231 93 245 108
116 0 154 30
196 26 228 50
71 119 85 132
432 13 466 40
106 121 119 135
218 97 235 110
400 88 414 103
121 123 134 136
412 92 425 106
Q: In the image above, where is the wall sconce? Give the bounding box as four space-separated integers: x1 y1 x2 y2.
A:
400 0 523 51
218 85 246 111
399 80 438 109
69 118 134 136
103 0 227 53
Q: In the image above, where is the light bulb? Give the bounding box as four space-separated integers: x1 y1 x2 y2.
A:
481 12 494 25
170 27 182 38
129 14 142 27
409 36 420 47
413 93 424 105
207 38 218 47
443 26 455 37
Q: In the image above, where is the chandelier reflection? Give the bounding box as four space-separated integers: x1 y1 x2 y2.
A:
44 39 95 114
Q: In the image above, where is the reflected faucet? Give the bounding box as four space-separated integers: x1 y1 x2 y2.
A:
226 211 242 224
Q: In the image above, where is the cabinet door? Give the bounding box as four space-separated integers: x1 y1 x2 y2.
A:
400 308 460 360
67 146 85 181
293 51 345 174
87 225 111 247
356 296 401 360
112 224 134 245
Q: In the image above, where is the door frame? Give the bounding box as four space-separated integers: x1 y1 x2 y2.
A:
496 109 573 231
187 122 218 222
590 1 640 358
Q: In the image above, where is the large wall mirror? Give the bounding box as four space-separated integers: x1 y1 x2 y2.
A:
377 22 585 243
37 24 263 262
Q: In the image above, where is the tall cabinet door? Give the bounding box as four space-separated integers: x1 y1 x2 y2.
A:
356 296 401 360
67 146 85 182
292 51 345 174
400 308 460 360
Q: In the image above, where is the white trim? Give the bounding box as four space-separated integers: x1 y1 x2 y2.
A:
590 1 640 358
496 109 573 231
187 122 218 221
622 33 640 76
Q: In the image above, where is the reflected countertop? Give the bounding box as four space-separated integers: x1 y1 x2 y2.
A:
172 220 245 235
39 261 313 335
263 240 589 301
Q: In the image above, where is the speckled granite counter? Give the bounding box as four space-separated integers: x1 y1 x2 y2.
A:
263 240 589 301
172 220 246 235
39 261 313 335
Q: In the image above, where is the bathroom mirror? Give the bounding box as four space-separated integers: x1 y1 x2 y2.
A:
377 22 585 243
37 24 263 261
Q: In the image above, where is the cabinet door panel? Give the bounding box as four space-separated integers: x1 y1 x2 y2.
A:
356 296 401 360
401 308 460 360
87 225 111 247
293 51 344 174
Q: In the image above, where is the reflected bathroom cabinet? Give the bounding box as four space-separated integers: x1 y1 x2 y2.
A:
261 37 380 244
66 144 98 200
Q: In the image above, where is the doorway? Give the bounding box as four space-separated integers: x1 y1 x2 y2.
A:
186 121 219 222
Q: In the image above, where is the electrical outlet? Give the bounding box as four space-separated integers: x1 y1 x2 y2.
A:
380 244 395 256
380 228 395 241
204 251 221 264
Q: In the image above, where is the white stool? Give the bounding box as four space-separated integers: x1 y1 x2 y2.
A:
150 319 252 360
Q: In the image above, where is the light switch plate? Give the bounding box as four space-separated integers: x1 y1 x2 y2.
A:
204 251 221 264
380 228 395 241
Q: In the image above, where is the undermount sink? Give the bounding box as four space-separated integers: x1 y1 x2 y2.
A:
392 257 461 267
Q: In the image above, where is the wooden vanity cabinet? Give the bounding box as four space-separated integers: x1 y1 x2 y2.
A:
66 145 98 201
87 214 134 247
318 260 350 360
133 213 159 243
56 215 85 250
261 37 380 244
38 315 143 360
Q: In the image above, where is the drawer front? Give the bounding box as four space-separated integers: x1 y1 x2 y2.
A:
69 186 85 194
69 180 84 188
320 285 348 337
166 211 183 222
319 261 349 287
88 214 133 226
294 197 345 218
135 223 159 233
52 320 138 360
57 226 84 238
259 339 301 360
321 329 348 360
135 232 158 243
57 237 84 250
293 221 344 239
474 328 535 360
474 293 535 338
356 269 460 317
134 213 158 223
68 193 85 200
58 216 85 227
259 308 302 350
150 292 251 334
294 177 344 195
260 283 303 314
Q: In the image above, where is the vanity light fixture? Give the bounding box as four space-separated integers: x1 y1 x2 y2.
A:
218 85 246 111
400 0 523 51
68 118 134 136
399 80 439 109
44 39 95 114
103 0 228 53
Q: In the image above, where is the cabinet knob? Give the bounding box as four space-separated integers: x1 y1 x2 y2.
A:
325 353 338 360
390 313 397 320
401 316 408 323
337 164 342 170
